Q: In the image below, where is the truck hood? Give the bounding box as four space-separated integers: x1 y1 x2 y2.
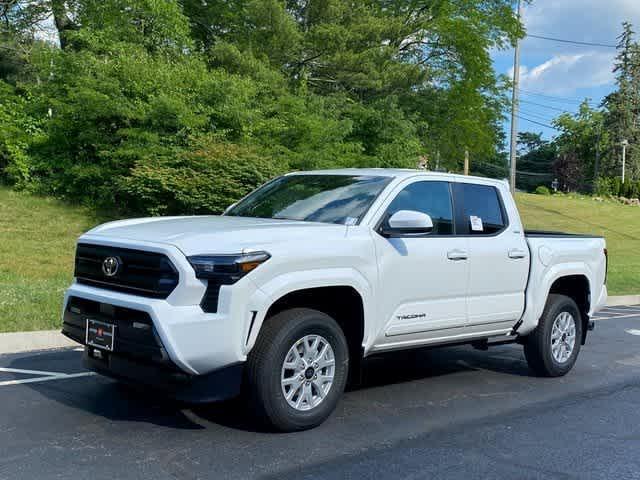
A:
83 215 347 255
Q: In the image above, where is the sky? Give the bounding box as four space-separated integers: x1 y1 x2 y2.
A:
492 0 640 140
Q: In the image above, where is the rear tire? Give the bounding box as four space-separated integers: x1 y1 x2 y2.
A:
245 308 349 432
524 294 583 377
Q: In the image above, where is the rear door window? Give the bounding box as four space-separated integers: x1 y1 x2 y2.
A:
454 183 506 235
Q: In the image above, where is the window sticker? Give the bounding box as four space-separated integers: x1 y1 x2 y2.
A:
470 215 484 232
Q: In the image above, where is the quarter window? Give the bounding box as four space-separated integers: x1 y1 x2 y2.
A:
458 183 505 235
385 181 453 235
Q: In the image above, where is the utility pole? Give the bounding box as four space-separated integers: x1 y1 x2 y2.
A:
508 0 524 194
622 139 629 183
593 124 601 184
464 148 469 175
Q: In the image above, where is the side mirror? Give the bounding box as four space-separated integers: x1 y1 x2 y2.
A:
381 210 434 237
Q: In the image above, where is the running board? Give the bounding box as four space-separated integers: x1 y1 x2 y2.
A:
471 335 519 351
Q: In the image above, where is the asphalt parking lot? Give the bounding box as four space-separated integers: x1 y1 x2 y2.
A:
2 306 640 480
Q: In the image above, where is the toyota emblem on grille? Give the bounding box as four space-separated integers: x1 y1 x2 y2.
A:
102 256 120 277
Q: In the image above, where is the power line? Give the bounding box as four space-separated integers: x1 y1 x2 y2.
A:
516 170 554 176
519 89 593 105
520 99 576 113
474 160 508 172
528 34 617 49
519 109 558 123
517 115 561 131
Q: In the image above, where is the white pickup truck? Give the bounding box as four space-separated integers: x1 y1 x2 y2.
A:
62 169 608 431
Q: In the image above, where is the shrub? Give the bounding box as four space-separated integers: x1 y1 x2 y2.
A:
534 185 551 195
117 136 285 215
0 81 44 188
594 177 613 196
611 177 623 197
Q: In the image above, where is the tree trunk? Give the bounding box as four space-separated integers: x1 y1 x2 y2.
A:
51 0 75 49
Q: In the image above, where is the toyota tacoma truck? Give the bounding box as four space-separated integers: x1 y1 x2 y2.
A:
62 169 607 431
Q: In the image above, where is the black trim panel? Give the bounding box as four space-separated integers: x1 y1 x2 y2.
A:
525 230 604 239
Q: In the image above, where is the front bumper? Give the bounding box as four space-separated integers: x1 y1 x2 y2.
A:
62 295 244 402
62 236 273 398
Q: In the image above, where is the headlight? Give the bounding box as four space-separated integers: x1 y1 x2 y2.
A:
187 251 271 282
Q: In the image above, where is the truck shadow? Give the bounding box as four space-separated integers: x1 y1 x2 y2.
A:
6 349 205 431
193 344 533 431
356 344 531 388
6 344 532 433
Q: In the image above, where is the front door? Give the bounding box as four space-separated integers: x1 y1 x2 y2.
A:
371 179 469 349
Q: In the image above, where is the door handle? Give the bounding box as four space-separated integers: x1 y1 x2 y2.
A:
508 248 526 259
447 250 468 261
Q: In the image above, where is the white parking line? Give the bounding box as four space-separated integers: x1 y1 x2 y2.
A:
0 367 96 387
604 307 640 313
0 372 95 387
0 367 61 376
593 313 640 321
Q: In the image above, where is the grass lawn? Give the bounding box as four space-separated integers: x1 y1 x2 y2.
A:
517 193 640 297
0 186 638 333
0 187 100 332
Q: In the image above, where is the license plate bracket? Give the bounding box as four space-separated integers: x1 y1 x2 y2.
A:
86 319 115 351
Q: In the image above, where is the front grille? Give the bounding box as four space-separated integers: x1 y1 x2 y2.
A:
62 297 169 364
75 243 179 299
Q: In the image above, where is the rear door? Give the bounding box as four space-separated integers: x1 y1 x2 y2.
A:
371 178 469 346
452 180 529 330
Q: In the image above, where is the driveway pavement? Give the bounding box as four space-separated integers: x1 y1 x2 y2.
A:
1 306 639 479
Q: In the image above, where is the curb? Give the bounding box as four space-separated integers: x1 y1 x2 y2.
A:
607 295 640 307
0 330 76 355
0 295 638 355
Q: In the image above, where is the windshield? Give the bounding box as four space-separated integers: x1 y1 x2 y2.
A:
225 174 392 225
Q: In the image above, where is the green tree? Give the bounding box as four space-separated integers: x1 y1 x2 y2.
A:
183 0 522 168
603 22 640 180
552 101 606 191
515 131 556 192
1 0 525 215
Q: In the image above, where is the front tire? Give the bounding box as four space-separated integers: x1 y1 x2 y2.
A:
245 308 349 432
524 294 583 377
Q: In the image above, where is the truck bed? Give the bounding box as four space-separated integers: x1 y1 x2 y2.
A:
520 230 608 336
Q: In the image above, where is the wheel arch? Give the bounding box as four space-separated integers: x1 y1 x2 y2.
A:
265 286 364 362
245 268 373 363
547 274 591 344
520 262 596 337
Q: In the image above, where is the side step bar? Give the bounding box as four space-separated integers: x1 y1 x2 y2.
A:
471 335 519 351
